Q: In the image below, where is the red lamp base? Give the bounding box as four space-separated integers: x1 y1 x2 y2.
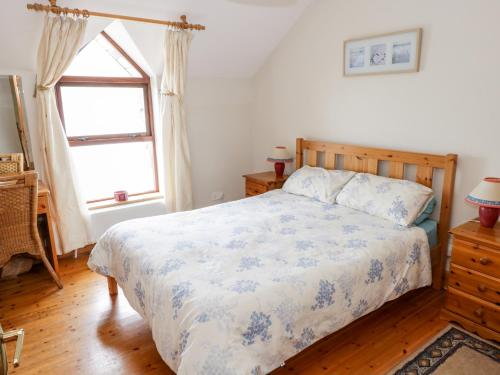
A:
274 162 285 178
479 206 499 228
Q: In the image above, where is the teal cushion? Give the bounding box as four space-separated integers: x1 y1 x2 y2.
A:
417 219 438 248
414 197 436 225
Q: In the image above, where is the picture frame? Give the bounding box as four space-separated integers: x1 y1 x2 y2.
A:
343 28 422 77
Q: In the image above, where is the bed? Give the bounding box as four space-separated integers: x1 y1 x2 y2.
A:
88 138 457 374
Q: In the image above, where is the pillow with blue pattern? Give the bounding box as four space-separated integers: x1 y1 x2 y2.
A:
414 197 437 224
283 166 355 204
336 173 434 227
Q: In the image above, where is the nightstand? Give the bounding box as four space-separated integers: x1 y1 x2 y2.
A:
243 172 288 197
441 220 500 341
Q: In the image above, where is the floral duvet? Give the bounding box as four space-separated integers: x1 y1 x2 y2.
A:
88 190 432 374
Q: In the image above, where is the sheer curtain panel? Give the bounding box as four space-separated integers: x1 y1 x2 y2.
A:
36 15 91 253
160 29 194 212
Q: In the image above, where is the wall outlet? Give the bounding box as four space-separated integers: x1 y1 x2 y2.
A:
211 191 224 202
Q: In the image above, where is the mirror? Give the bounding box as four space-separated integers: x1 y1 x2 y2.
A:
0 75 34 170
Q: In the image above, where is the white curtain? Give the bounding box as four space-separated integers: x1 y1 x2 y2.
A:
160 29 194 212
36 15 91 253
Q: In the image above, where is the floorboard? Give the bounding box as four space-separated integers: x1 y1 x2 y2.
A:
0 256 447 374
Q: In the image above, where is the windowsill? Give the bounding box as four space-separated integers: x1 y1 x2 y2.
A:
87 193 164 211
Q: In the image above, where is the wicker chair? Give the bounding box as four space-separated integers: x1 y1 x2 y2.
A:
0 172 62 288
0 154 24 175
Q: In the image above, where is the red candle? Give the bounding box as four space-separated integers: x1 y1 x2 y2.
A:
114 191 129 202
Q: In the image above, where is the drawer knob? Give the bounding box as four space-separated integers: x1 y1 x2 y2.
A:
479 257 491 265
477 284 487 293
474 308 484 318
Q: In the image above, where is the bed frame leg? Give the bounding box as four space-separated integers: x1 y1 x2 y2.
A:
107 276 118 296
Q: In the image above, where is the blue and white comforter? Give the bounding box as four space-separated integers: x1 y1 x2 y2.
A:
88 190 432 374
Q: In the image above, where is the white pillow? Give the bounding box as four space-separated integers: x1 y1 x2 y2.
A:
283 166 356 204
336 173 434 227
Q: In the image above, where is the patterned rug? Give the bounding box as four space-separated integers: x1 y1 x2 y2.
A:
391 326 499 374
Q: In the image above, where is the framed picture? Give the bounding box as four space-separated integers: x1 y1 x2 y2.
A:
344 28 422 76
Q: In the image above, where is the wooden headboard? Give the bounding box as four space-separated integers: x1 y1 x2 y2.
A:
296 138 457 289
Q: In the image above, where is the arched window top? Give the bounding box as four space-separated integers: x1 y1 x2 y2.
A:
64 32 144 78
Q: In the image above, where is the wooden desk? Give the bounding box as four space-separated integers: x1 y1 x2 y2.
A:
38 181 59 275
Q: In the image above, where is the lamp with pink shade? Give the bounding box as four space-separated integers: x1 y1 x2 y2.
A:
267 146 293 178
465 177 500 228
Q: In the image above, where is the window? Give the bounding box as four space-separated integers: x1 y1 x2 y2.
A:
56 32 158 203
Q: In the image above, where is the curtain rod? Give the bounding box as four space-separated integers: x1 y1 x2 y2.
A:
27 0 206 31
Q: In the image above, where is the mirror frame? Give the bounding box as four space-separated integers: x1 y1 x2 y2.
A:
9 75 34 170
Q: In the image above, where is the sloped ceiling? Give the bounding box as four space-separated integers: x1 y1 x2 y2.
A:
0 0 313 77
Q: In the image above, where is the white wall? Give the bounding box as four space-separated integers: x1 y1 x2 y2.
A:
187 78 253 208
252 0 500 227
0 0 313 79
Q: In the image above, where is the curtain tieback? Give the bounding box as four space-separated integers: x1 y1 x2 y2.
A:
34 84 52 98
161 91 176 96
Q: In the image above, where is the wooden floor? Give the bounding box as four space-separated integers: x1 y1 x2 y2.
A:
0 256 449 375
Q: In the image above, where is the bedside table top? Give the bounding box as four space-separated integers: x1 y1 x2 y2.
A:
450 220 500 249
243 171 288 185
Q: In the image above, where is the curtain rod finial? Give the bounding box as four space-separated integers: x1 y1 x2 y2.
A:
180 15 187 24
49 0 57 6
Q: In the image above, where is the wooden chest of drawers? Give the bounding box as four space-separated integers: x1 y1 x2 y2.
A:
441 220 500 341
243 172 288 197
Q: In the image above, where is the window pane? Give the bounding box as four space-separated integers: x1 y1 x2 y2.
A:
71 142 156 201
60 86 147 137
64 34 142 78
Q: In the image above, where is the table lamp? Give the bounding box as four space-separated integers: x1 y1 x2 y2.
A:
465 177 500 228
267 146 293 178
